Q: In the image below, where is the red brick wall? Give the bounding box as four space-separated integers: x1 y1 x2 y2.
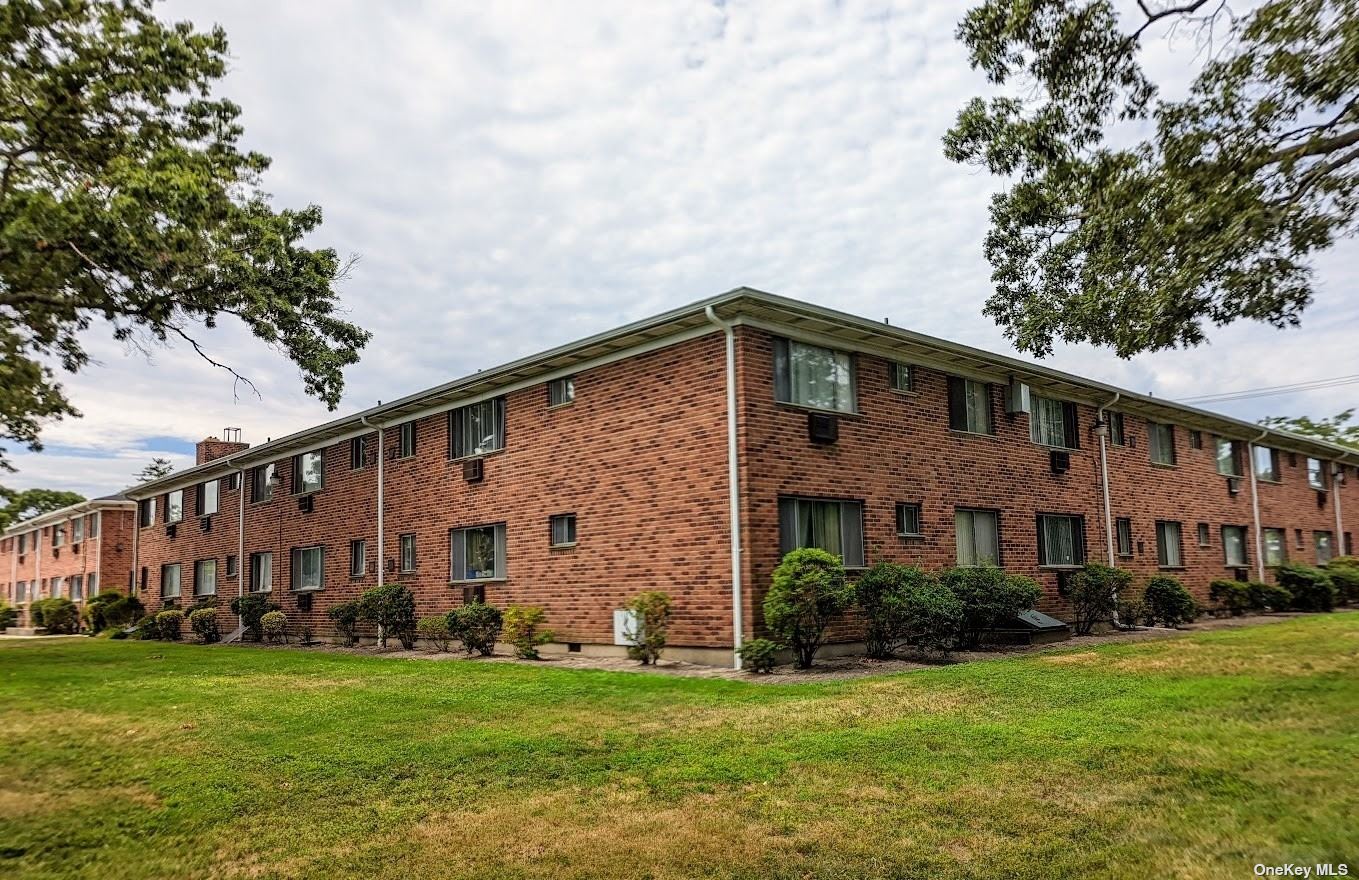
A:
1 507 136 622
196 438 250 464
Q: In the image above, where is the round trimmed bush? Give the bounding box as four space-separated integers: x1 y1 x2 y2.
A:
764 548 853 669
1142 576 1198 627
447 602 503 656
188 608 220 643
156 609 184 640
1276 563 1336 612
260 610 287 643
737 638 781 673
416 615 452 652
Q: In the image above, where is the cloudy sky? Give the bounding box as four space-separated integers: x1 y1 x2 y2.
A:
9 0 1358 498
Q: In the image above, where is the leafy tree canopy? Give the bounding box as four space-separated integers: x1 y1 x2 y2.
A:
945 0 1359 358
0 0 370 478
0 487 85 531
1260 408 1359 451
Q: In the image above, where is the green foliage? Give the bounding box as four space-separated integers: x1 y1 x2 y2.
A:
0 600 16 630
945 1 1359 358
32 597 79 634
855 563 962 658
1247 580 1294 613
939 565 1042 648
230 594 278 642
737 638 781 674
134 458 175 483
1209 580 1252 617
416 616 452 652
260 611 287 644
1276 563 1337 612
764 548 853 669
1326 560 1359 605
155 609 184 641
0 488 84 531
0 0 371 485
188 608 220 644
1058 564 1131 636
358 584 417 649
82 590 141 632
624 591 673 665
503 605 553 660
133 615 160 640
326 600 362 647
854 562 914 659
447 602 502 657
1259 411 1359 452
1142 576 1198 628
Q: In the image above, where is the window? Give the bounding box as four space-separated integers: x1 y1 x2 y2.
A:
1030 396 1079 448
194 559 216 596
1253 446 1280 482
165 489 183 523
198 479 219 516
1222 526 1248 567
16 581 26 602
291 546 324 591
889 363 914 393
1116 517 1133 557
1216 438 1243 477
250 552 273 593
161 563 181 598
1148 422 1177 465
52 524 64 547
226 555 238 578
1107 412 1126 446
87 512 99 538
350 436 368 470
71 517 83 544
895 503 923 537
225 472 240 491
1315 531 1334 564
772 338 856 413
947 377 993 435
1155 521 1183 568
1307 458 1327 490
954 508 1000 567
398 421 416 458
450 524 507 581
450 398 506 458
51 578 63 598
1263 528 1286 566
1198 522 1211 546
350 539 366 577
548 377 575 407
293 451 324 494
70 575 83 601
1189 429 1203 449
1295 528 1304 548
777 497 866 568
16 533 25 554
549 514 577 547
1037 514 1085 567
251 463 276 503
139 498 157 527
399 534 416 572
87 573 97 596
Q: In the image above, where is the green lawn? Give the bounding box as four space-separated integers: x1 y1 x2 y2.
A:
1 617 1356 880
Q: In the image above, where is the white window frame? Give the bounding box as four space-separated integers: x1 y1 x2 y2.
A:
1307 458 1327 490
291 546 324 591
1253 446 1280 482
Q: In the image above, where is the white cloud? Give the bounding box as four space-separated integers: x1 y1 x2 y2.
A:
9 0 1357 496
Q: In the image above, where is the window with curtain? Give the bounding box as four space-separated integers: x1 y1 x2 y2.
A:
1222 526 1247 567
88 512 99 537
87 573 97 596
1314 531 1334 564
161 563 181 598
1107 412 1126 446
1198 522 1211 546
1253 447 1280 482
549 514 577 546
70 575 83 600
451 524 507 581
139 498 156 527
291 546 324 591
1148 422 1176 465
947 377 993 434
194 559 216 596
1263 528 1286 566
772 338 855 413
1029 396 1074 448
1155 521 1183 567
350 540 366 577
954 508 1000 566
451 399 506 457
1037 514 1085 567
250 552 273 593
72 517 83 544
400 534 417 572
777 497 865 567
548 377 575 406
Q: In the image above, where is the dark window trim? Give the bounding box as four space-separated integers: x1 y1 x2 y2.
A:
1035 512 1087 568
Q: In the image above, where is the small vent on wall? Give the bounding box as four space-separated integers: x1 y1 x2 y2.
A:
165 523 177 538
1227 477 1243 495
298 495 314 513
200 516 212 533
808 413 838 445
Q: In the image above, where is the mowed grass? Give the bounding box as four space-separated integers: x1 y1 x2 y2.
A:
1 616 1356 880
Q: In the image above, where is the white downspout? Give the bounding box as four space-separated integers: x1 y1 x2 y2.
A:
705 305 743 669
1334 453 1349 552
1097 393 1119 566
1248 430 1268 582
131 505 139 598
360 417 384 581
237 464 247 626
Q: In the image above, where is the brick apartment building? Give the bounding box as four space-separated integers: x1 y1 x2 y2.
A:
2 289 1354 663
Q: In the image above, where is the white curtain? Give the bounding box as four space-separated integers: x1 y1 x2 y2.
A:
1031 397 1065 446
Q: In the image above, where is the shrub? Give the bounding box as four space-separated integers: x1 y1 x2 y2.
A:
35 598 80 634
416 615 453 652
188 608 220 644
939 565 1042 648
1115 598 1146 629
895 574 964 657
1057 564 1131 635
155 609 184 640
358 584 417 649
1209 580 1251 617
0 600 16 631
230 594 278 641
504 604 553 659
448 602 502 656
29 598 53 627
1326 561 1359 605
854 562 917 659
1276 562 1336 612
260 610 288 644
763 548 853 669
738 638 781 673
1142 576 1198 627
134 615 160 640
1246 580 1293 612
82 591 143 633
299 624 315 645
624 591 673 664
327 600 362 646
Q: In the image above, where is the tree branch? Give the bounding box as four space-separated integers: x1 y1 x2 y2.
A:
166 325 262 404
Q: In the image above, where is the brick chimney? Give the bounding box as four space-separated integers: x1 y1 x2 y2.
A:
196 428 249 464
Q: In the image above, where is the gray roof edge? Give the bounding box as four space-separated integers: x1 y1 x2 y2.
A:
3 496 137 537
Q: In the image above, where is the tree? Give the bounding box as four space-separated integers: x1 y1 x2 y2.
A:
134 457 175 482
763 548 853 669
0 1 370 481
0 487 84 530
944 1 1359 359
1260 409 1359 451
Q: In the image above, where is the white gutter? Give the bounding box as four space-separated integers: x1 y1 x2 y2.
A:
705 306 743 669
359 417 384 581
1097 392 1120 566
1248 429 1269 581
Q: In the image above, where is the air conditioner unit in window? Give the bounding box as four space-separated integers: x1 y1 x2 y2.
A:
463 458 484 482
165 523 177 538
462 584 485 605
296 592 313 612
1005 379 1031 415
807 412 838 445
298 495 314 513
1050 450 1070 475
200 516 211 532
1227 477 1242 495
